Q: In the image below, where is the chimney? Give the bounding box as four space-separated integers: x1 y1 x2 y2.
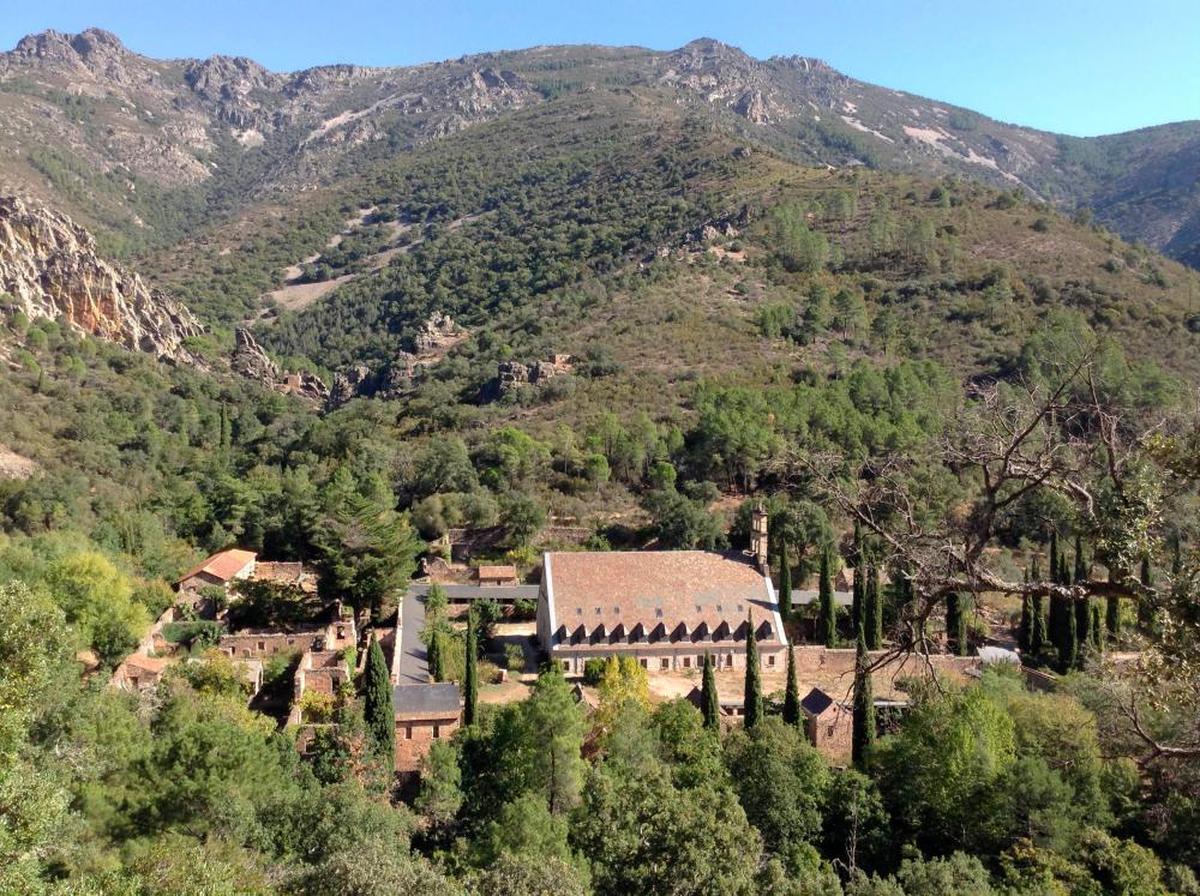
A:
750 502 769 574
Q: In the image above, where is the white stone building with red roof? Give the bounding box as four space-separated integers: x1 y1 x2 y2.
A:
536 549 787 674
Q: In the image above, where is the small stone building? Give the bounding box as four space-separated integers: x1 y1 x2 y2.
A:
476 564 519 586
536 547 786 674
800 687 853 764
394 682 462 773
111 653 171 692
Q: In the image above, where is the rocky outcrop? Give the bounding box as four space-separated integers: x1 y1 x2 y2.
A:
231 327 328 402
327 353 418 409
482 354 574 401
658 38 791 125
324 312 467 408
414 310 465 354
0 195 203 362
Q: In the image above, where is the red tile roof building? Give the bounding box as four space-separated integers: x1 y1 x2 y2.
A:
537 550 786 674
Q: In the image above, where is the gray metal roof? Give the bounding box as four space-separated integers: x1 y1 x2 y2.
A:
408 582 540 600
393 682 461 715
791 590 854 607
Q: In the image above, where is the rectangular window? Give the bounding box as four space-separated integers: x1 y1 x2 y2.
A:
639 658 647 668
257 641 265 651
767 655 776 667
661 658 670 670
683 657 691 668
561 660 570 671
405 726 412 740
827 725 835 738
433 724 441 738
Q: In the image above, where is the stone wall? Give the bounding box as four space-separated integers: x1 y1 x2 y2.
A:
219 631 323 660
395 715 460 773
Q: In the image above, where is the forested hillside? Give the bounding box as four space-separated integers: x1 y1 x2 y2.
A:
1 24 1199 896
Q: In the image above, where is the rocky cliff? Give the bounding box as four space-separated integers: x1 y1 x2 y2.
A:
0 195 203 361
232 327 329 402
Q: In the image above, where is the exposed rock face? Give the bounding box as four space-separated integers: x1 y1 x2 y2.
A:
658 38 790 125
231 327 328 402
414 310 465 354
0 195 203 362
231 327 281 383
0 445 38 480
482 354 574 401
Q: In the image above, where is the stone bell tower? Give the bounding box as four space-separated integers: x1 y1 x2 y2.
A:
750 502 769 574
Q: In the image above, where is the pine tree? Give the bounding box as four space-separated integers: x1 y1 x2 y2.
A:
852 625 875 767
777 537 793 619
782 643 800 726
817 549 837 648
701 653 720 731
743 615 764 730
946 592 968 656
865 559 883 650
363 633 395 767
463 603 478 726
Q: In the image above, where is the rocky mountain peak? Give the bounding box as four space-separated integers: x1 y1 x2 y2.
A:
660 38 789 124
0 195 203 362
7 27 147 84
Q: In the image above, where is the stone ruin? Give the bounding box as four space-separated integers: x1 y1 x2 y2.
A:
231 328 329 403
482 353 574 401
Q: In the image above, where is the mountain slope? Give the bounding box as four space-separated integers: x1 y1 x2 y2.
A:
1 30 1197 270
0 194 202 361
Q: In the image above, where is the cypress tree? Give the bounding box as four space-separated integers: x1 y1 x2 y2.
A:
1018 593 1033 655
1074 594 1090 669
777 537 793 619
1090 602 1104 652
865 559 883 649
363 633 395 766
782 643 800 726
1030 556 1047 659
1074 535 1088 584
1047 533 1063 651
852 625 875 767
463 603 478 726
743 615 764 730
1137 554 1155 631
946 592 968 656
817 549 837 648
851 563 864 635
1106 558 1122 640
429 630 448 682
700 653 719 730
1058 595 1077 674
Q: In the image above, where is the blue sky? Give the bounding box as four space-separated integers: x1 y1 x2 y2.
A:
2 0 1197 137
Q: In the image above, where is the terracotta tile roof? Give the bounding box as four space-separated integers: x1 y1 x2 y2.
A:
545 550 781 644
178 549 257 584
477 564 517 580
123 653 172 673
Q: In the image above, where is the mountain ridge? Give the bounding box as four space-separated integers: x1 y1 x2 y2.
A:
1 27 1197 269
